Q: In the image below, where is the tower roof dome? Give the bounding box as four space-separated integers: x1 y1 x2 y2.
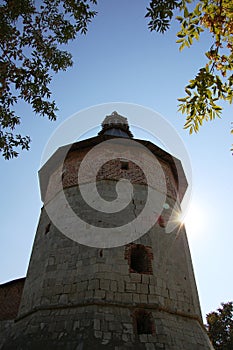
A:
98 111 133 138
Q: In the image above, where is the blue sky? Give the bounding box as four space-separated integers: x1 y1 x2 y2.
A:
0 0 232 320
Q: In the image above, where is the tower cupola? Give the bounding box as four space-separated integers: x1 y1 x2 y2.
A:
98 111 133 138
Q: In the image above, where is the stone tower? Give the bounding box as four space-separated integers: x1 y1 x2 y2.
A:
1 112 213 349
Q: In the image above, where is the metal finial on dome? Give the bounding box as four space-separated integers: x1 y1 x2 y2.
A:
98 111 133 138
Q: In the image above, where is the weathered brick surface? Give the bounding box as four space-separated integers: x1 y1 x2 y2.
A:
0 320 14 349
4 185 213 348
0 278 25 320
44 144 178 204
1 305 212 350
0 278 25 349
17 186 200 318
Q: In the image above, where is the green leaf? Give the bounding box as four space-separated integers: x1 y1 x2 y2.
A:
184 7 189 18
177 32 186 38
188 36 193 45
213 105 222 111
178 97 188 102
184 121 192 129
176 16 183 22
185 88 191 96
179 41 186 51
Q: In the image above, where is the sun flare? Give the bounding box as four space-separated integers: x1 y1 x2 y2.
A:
181 200 204 238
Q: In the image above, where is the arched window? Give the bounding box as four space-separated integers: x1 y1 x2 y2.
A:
125 244 153 274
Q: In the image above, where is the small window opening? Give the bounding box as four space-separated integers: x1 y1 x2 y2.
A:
45 223 51 235
130 245 150 274
99 249 103 258
120 160 129 170
136 310 154 335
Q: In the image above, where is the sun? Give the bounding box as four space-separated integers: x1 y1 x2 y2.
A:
181 200 204 239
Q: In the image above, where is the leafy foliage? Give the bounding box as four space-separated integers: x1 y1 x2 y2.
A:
0 0 97 159
146 0 233 136
206 301 233 349
1 0 232 159
145 0 180 33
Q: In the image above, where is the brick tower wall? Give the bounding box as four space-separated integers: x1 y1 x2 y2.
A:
1 142 213 350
